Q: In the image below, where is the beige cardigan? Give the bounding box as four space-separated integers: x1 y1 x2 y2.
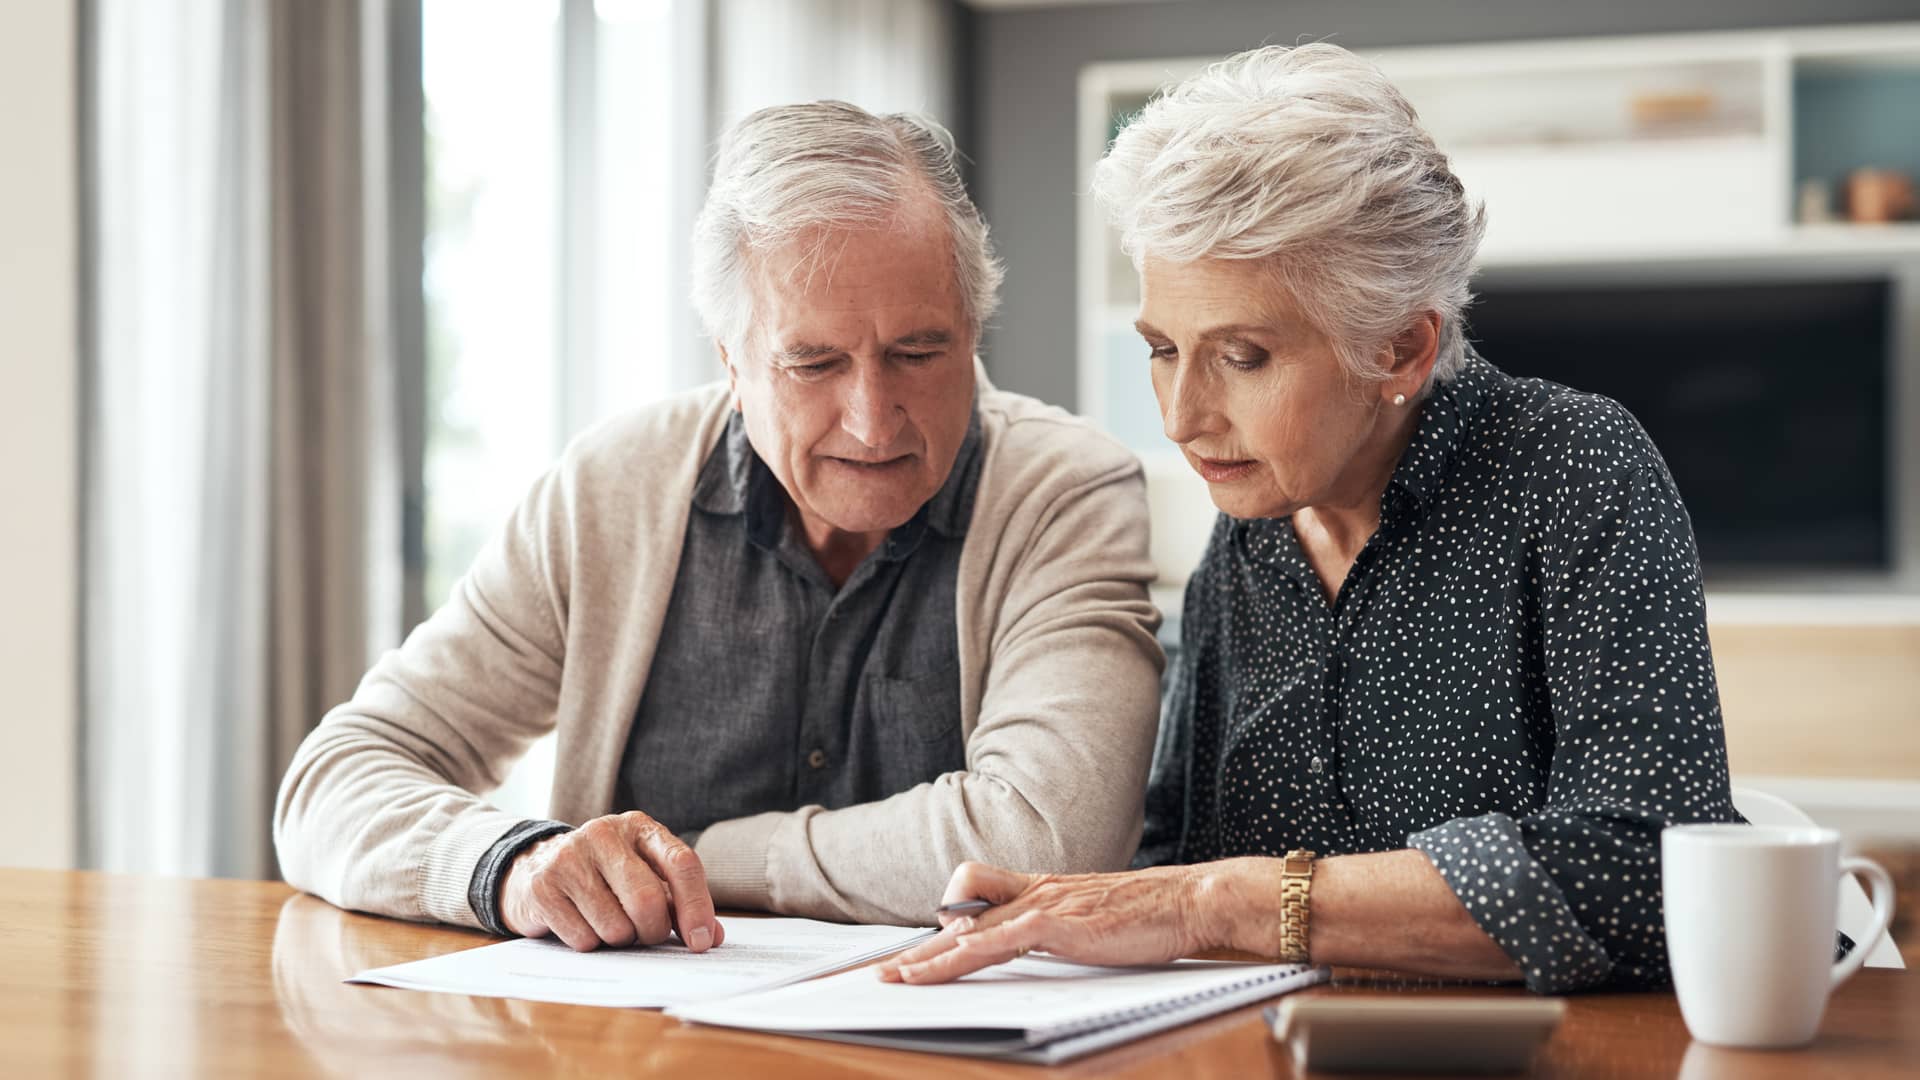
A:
274 370 1165 929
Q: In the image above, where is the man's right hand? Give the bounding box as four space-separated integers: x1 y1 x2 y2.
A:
499 810 724 953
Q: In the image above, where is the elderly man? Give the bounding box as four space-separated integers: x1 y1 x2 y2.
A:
274 102 1162 953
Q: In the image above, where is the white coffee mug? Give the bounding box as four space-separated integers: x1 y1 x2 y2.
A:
1662 824 1896 1048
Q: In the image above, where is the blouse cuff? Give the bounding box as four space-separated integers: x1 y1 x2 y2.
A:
1408 813 1614 993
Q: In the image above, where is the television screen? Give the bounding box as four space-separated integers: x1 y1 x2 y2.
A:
1465 278 1890 577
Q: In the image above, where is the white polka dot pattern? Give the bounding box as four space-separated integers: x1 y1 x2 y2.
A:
1136 352 1742 993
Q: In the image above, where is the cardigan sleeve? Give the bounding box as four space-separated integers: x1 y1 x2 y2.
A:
273 461 575 929
1410 461 1742 992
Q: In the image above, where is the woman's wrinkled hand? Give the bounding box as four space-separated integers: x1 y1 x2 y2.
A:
875 860 1218 985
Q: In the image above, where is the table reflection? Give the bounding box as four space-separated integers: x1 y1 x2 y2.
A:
1677 1035 1896 1080
267 898 1007 1078
270 894 575 1076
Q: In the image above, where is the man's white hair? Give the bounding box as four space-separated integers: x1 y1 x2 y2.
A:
1091 43 1486 386
692 101 1003 356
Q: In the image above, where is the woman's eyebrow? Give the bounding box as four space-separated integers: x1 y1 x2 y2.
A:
1133 320 1275 344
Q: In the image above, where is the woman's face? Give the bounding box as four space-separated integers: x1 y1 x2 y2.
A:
1136 255 1404 520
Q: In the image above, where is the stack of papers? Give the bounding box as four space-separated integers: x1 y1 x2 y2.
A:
669 953 1329 1064
350 917 934 1008
351 917 1327 1062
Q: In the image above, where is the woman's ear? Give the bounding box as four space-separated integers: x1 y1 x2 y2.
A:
1385 312 1442 402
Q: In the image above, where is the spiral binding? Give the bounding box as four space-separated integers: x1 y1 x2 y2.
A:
1029 966 1301 1043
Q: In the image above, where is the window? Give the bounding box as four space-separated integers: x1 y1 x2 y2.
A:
421 0 699 815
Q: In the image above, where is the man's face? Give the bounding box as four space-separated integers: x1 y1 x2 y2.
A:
726 202 977 546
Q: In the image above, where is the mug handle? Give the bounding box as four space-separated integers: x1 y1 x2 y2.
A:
1830 856 1897 988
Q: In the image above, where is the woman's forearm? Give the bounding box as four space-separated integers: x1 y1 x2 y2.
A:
1194 850 1522 981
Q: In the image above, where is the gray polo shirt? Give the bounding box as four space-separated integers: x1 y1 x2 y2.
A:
467 405 983 933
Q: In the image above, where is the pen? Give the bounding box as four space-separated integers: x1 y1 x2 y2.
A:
935 898 993 917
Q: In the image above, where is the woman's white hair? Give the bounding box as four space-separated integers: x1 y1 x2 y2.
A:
692 101 1003 356
1092 43 1486 386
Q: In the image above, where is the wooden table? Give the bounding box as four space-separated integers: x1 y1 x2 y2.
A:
2 869 1913 1077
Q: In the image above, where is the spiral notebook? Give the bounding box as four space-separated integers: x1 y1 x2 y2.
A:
669 953 1328 1064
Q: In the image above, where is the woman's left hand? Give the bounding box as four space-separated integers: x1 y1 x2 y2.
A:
875 861 1218 985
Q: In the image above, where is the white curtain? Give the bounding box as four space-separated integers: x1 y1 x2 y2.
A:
713 0 960 131
84 0 410 878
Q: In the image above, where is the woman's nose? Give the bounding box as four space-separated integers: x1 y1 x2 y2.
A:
1159 365 1217 445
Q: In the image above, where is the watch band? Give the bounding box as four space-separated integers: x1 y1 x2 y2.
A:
1278 849 1317 964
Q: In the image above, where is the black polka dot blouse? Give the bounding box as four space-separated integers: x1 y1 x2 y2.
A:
1136 350 1742 993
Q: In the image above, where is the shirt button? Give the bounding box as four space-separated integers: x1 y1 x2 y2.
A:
1309 755 1324 775
807 748 828 770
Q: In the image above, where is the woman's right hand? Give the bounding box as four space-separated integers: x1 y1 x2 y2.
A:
876 860 1231 984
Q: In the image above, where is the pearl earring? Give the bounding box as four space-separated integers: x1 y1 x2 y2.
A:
1392 393 1407 407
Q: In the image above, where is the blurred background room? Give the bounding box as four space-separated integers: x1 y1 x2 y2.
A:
2 0 1916 953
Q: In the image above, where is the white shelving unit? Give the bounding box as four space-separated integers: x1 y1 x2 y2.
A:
1077 22 1920 604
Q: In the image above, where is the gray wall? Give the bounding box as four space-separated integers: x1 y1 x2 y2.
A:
970 0 1920 408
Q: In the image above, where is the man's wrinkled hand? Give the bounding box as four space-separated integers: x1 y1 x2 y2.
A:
499 811 725 953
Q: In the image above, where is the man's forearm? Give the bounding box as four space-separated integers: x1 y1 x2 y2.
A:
694 769 1145 925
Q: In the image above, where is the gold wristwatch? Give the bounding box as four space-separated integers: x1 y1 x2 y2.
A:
1278 849 1317 964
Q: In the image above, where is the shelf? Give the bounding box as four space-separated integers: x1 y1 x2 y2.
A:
1392 60 1769 152
1091 227 1920 291
1476 223 1920 269
1789 222 1920 246
1703 592 1920 626
1095 224 1920 308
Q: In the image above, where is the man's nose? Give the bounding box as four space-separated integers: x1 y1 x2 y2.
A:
841 364 907 450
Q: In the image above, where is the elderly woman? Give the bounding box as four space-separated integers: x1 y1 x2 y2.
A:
879 43 1741 994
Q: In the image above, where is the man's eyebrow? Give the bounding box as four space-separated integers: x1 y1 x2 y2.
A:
773 329 953 362
774 342 840 363
892 328 953 349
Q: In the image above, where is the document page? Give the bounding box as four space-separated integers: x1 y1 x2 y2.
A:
350 917 933 1008
671 953 1314 1034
